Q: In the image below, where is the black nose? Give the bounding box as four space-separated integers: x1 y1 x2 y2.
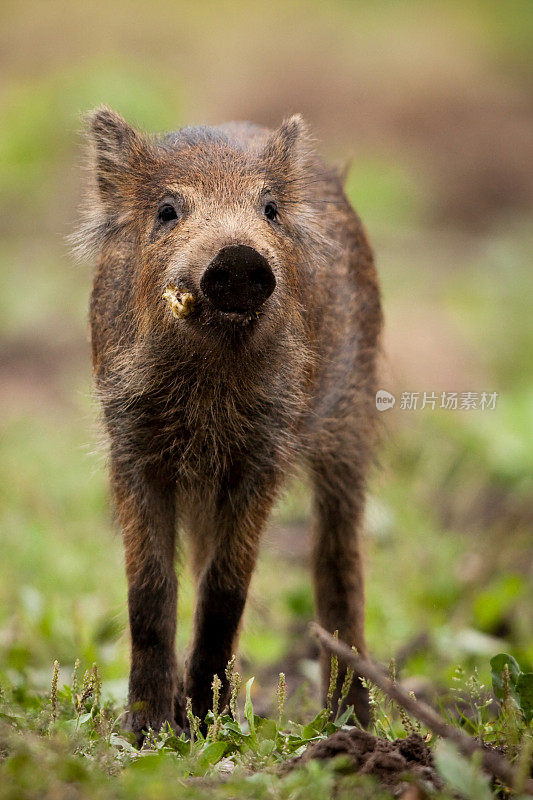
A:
200 245 276 313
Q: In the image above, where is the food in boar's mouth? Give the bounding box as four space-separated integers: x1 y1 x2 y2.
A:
162 285 196 318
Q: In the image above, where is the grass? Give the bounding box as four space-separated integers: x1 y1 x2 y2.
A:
1 650 531 799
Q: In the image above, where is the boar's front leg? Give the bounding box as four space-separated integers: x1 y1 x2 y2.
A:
111 457 178 744
185 467 276 725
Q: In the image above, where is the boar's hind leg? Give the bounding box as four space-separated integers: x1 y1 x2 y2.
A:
111 458 178 744
310 457 370 727
185 471 275 726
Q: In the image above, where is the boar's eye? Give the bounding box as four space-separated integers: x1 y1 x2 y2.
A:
158 202 178 224
264 201 279 222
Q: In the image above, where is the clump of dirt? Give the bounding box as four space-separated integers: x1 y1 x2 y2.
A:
296 729 443 793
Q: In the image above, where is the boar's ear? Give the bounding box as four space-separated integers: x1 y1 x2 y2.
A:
72 107 153 259
86 106 150 207
262 114 314 184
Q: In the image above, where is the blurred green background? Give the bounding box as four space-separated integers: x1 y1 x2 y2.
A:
1 0 532 710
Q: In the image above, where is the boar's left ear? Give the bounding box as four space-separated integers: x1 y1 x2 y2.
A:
263 114 314 182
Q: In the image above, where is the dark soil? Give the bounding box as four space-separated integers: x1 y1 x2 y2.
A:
296 730 444 794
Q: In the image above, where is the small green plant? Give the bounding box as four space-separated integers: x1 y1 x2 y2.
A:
49 658 59 724
363 659 424 741
207 674 222 740
225 654 241 723
276 671 287 729
491 653 533 726
435 740 493 800
450 664 494 741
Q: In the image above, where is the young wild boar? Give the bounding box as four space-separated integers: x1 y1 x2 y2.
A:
75 107 382 743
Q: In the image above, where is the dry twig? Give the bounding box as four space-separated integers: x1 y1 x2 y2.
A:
311 623 533 795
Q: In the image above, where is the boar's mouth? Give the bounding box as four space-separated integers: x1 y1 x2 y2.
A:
213 308 261 325
162 283 263 329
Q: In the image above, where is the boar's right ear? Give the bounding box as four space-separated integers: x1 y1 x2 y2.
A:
86 106 148 206
72 107 153 259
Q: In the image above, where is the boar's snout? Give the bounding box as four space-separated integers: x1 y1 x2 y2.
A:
200 245 276 314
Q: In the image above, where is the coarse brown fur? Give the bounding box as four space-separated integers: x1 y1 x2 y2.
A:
74 106 382 743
